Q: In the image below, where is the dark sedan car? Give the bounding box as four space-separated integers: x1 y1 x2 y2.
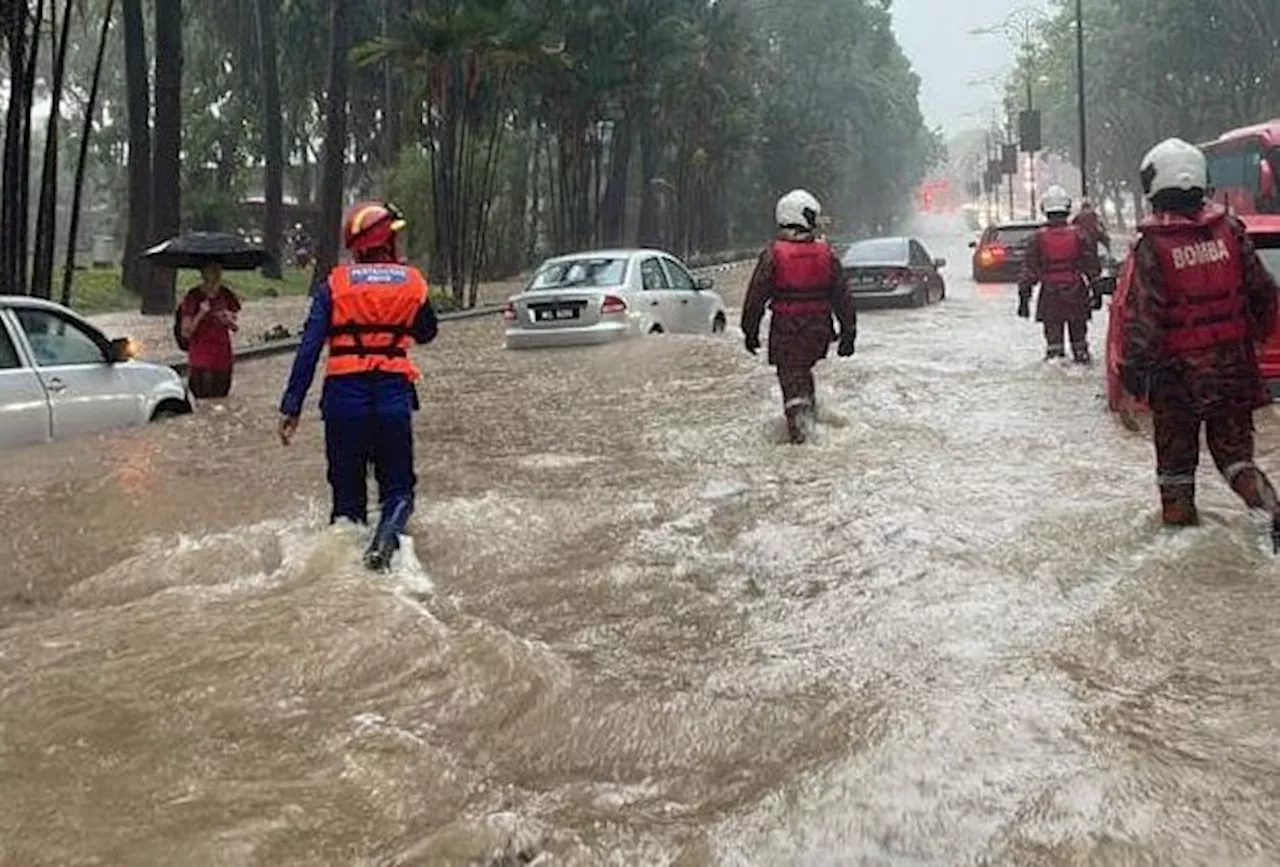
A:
969 221 1042 283
841 236 947 308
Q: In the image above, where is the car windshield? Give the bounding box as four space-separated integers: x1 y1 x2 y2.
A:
843 238 907 266
529 257 627 290
992 225 1040 248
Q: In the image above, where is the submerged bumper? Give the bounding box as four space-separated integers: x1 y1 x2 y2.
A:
504 321 632 350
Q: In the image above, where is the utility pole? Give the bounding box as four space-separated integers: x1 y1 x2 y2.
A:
1075 0 1088 199
1023 20 1037 219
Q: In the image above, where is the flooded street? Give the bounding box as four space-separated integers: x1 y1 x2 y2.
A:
4 219 1280 865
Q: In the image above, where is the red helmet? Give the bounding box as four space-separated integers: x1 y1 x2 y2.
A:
343 201 406 254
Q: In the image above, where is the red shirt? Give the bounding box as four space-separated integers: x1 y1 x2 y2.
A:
180 286 241 370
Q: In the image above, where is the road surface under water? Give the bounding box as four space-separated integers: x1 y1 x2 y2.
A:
3 216 1280 866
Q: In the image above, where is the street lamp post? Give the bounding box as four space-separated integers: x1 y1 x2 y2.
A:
1075 0 1088 199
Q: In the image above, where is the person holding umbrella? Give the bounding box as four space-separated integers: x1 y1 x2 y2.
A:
177 263 241 399
145 231 269 399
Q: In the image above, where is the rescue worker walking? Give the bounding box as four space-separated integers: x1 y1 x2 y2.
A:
1072 198 1111 253
742 189 857 444
1018 185 1101 363
278 202 438 571
1119 138 1280 549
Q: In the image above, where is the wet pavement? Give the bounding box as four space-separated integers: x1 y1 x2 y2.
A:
3 218 1280 865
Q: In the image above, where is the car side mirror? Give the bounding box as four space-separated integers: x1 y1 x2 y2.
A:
110 336 140 363
933 258 947 269
694 276 714 291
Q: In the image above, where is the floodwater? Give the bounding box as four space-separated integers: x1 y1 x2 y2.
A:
3 216 1280 866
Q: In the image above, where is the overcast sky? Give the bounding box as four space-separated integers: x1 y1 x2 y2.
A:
891 0 1053 135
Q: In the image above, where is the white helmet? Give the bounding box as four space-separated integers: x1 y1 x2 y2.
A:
1041 185 1072 216
776 189 822 231
1140 138 1208 200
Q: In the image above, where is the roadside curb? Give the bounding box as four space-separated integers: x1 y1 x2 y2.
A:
163 257 757 375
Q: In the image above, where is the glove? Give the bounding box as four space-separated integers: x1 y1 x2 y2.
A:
1016 291 1031 319
744 333 760 355
837 331 856 357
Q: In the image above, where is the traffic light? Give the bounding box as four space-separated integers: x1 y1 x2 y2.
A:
1019 110 1042 153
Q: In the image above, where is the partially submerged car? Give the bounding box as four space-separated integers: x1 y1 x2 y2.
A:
502 249 728 350
1105 214 1280 413
0 296 192 449
841 236 947 308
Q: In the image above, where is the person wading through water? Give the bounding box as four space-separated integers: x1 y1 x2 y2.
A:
1120 137 1280 551
277 202 439 571
742 189 857 444
177 263 241 399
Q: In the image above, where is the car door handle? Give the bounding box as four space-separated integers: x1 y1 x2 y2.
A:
45 377 66 393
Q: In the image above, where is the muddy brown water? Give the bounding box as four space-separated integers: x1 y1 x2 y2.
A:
3 234 1280 865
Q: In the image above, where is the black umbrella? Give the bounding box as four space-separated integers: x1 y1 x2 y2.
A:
142 231 270 271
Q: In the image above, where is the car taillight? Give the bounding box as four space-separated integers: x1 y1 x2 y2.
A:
601 295 627 315
978 244 1006 266
502 302 516 322
884 267 912 284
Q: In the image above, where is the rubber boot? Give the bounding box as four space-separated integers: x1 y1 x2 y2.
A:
1227 465 1280 553
1159 483 1200 527
1072 345 1092 365
363 529 399 572
784 398 812 445
1045 345 1066 361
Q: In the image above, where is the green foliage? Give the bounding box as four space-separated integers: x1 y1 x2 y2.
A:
1012 0 1280 194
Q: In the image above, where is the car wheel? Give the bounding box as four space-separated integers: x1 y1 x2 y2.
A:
712 314 726 334
911 287 926 308
151 398 192 422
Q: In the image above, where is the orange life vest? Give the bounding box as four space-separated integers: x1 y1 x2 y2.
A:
326 263 428 381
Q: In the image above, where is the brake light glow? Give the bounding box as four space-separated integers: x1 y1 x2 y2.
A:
501 302 516 322
883 267 912 285
601 295 627 315
978 244 1007 267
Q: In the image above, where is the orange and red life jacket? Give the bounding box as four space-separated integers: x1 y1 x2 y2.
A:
326 263 429 381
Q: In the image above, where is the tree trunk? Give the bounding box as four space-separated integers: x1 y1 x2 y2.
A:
1 0 31 294
314 0 350 283
600 112 633 247
31 0 77 300
121 0 151 296
381 0 402 166
255 0 284 279
16 0 45 294
62 0 116 307
637 112 660 248
145 0 182 314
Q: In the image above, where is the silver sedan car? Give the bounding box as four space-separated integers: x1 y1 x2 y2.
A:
502 249 728 350
0 296 192 449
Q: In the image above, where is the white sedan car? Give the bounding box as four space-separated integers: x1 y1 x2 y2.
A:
0 296 192 449
502 249 728 349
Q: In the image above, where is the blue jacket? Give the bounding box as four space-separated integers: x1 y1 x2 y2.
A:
279 280 438 419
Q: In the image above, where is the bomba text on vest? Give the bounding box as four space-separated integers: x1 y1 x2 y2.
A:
1171 239 1232 270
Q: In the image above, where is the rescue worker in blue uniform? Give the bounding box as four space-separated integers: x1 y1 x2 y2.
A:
278 202 438 571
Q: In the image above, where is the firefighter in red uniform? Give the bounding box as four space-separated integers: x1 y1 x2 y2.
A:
1119 138 1280 550
742 189 857 444
1072 198 1111 253
278 202 438 570
1018 185 1101 363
